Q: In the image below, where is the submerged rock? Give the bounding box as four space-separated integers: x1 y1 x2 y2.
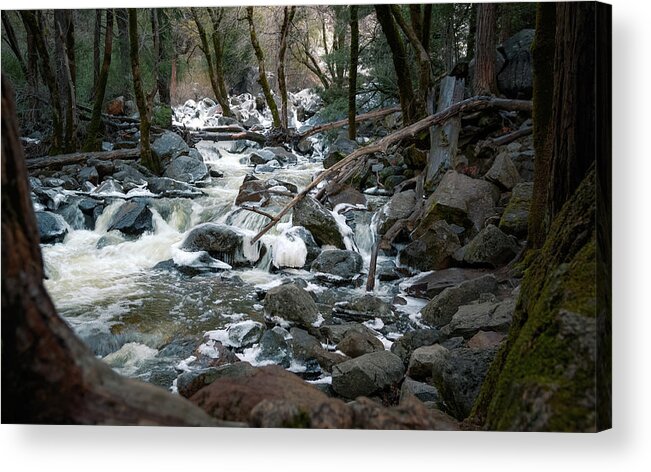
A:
35 211 68 244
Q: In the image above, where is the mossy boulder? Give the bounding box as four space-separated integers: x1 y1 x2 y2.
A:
470 169 603 431
499 182 533 238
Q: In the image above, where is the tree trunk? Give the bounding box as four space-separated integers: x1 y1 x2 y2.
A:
92 10 101 99
245 7 281 129
473 3 498 95
84 9 114 152
1 12 28 79
55 10 78 153
467 3 477 60
155 9 172 106
115 9 132 100
128 9 160 174
375 5 418 124
1 77 238 426
348 5 359 140
277 6 296 132
207 8 232 117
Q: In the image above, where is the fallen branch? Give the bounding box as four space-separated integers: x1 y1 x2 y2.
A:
190 130 267 145
241 206 274 219
490 125 533 146
250 96 531 244
27 147 141 172
297 106 401 140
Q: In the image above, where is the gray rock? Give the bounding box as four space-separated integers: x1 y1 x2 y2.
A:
401 267 490 299
107 200 152 236
78 166 99 185
398 220 461 271
432 347 498 420
256 327 291 367
407 344 449 380
391 329 442 366
289 327 348 373
319 322 377 345
324 136 358 169
378 190 416 235
35 211 68 244
400 377 441 405
177 368 221 398
462 224 519 268
293 196 345 248
421 274 499 327
331 350 405 399
254 160 282 174
226 320 265 348
180 223 252 267
163 150 208 183
311 249 363 283
499 182 533 238
264 283 319 327
485 151 521 191
336 330 384 358
333 294 394 322
249 149 277 165
444 298 515 339
497 29 534 99
147 177 203 198
152 131 190 164
235 174 297 207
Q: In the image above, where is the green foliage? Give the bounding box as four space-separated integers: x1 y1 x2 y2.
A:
315 85 348 122
152 104 172 128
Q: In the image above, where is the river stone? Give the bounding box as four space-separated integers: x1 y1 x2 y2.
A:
484 151 521 191
390 329 442 366
349 395 460 430
256 327 291 368
499 182 533 238
293 196 345 248
163 150 208 183
326 184 367 208
177 368 222 398
336 330 385 358
331 350 405 399
398 220 461 271
333 294 394 322
400 377 441 405
78 166 99 185
264 283 319 327
266 146 297 165
226 320 265 348
432 346 498 420
413 171 500 237
401 267 490 299
152 130 190 164
289 327 348 373
462 224 519 268
319 322 378 345
180 223 245 265
324 136 358 169
35 211 68 244
467 330 507 349
377 189 416 235
420 274 499 327
147 177 203 198
235 174 298 207
443 298 515 339
107 200 152 236
249 149 276 165
407 344 449 381
311 249 363 283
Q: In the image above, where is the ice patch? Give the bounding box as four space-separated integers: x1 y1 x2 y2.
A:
306 376 332 385
176 355 197 371
364 318 385 330
271 226 308 269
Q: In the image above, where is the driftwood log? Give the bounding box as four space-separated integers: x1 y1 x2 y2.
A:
297 106 401 140
1 78 241 426
251 96 532 244
26 147 141 172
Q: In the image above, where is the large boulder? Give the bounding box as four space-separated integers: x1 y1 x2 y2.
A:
407 344 449 381
151 131 190 165
163 149 208 183
147 177 203 198
180 223 254 267
289 327 348 373
331 350 405 399
420 274 499 327
499 182 533 238
107 200 153 236
377 190 416 235
35 211 68 244
398 220 461 271
293 196 345 248
443 298 515 339
461 224 519 268
264 283 319 327
497 29 534 99
401 267 490 299
319 322 378 345
336 330 384 358
311 249 363 283
413 171 500 237
484 151 521 191
333 294 393 322
324 136 358 169
235 174 297 207
390 329 442 366
256 327 292 367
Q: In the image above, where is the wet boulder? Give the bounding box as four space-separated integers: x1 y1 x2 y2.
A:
248 149 277 165
398 220 461 271
293 196 345 248
147 177 203 198
35 211 68 244
324 136 358 169
377 189 416 235
107 200 153 236
256 327 292 368
311 249 363 283
499 182 533 238
443 298 515 339
152 131 190 165
336 330 384 358
319 322 378 345
333 294 394 322
420 274 499 327
180 223 252 267
235 174 297 207
289 327 348 373
264 283 319 328
224 320 265 348
331 350 405 399
163 149 208 183
461 224 519 268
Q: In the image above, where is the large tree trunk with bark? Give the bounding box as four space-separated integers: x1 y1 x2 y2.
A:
277 6 296 132
473 3 498 95
54 10 78 153
84 9 114 151
246 7 281 129
348 5 359 140
207 9 232 116
155 9 172 106
115 9 132 100
1 77 240 426
128 9 161 174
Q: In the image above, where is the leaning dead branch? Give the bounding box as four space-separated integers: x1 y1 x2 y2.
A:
297 106 401 140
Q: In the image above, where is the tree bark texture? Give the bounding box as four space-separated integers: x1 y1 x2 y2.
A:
115 9 132 100
54 10 78 153
473 3 498 95
347 5 359 140
277 6 296 132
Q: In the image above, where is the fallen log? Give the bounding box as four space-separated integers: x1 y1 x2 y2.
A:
490 125 533 146
190 130 267 145
251 96 532 244
26 147 141 172
297 106 401 140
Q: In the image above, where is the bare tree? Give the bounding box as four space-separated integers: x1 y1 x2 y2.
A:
277 6 296 132
473 3 498 95
348 5 359 140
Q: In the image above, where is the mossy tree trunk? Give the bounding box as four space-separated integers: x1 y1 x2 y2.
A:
277 6 296 133
245 7 281 129
128 8 161 175
84 9 114 152
473 3 498 95
347 5 359 140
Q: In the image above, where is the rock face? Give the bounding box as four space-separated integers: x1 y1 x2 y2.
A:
107 200 153 236
433 347 498 420
336 330 384 358
497 29 534 99
499 182 533 238
331 350 405 399
484 151 521 191
444 298 515 339
461 224 519 268
421 274 499 327
378 190 416 235
413 171 500 237
311 249 363 283
264 283 319 327
35 211 68 244
398 220 461 271
163 150 208 183
180 223 250 266
292 196 345 248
